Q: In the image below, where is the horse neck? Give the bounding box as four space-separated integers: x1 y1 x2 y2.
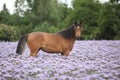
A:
58 26 76 40
68 38 76 45
65 37 76 51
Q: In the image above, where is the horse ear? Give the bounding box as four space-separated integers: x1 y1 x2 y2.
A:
74 20 77 25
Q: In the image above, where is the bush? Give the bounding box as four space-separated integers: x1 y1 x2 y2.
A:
96 26 116 40
48 26 59 33
33 21 60 33
0 24 20 41
34 21 50 32
18 24 33 35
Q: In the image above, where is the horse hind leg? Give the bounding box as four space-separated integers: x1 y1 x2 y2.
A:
30 48 40 57
27 40 42 57
28 44 41 57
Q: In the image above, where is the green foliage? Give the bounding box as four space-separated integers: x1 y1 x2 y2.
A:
96 27 116 40
0 24 20 41
18 24 33 35
33 21 49 32
0 0 120 41
96 2 120 40
33 21 59 33
0 4 11 25
66 0 101 40
48 26 59 33
72 0 101 25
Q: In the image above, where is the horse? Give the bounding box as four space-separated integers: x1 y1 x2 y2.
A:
16 21 83 57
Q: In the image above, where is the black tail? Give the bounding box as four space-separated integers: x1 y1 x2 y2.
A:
16 34 28 54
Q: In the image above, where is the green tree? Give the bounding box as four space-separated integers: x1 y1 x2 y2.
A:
15 0 69 34
0 4 11 24
110 0 120 3
66 0 101 39
96 1 120 40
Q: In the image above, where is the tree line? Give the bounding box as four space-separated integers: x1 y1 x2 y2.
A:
0 0 120 41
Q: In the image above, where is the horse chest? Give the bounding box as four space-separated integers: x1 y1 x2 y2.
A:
63 40 75 50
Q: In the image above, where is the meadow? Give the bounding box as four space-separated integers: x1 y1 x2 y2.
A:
0 40 120 80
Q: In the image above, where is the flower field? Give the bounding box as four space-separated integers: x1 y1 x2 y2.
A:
0 41 120 80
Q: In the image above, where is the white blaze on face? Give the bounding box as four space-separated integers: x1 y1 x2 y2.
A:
75 26 81 37
77 26 80 29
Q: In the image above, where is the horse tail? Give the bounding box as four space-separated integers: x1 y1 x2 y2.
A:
16 34 28 55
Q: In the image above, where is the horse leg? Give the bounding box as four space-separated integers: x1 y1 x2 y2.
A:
28 43 40 57
30 48 40 57
63 50 70 56
61 53 64 56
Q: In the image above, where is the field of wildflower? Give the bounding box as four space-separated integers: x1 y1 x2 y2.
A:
0 41 120 80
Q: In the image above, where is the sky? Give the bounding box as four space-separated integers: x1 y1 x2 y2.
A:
0 0 109 14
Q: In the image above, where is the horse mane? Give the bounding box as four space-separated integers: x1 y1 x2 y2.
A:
58 25 75 39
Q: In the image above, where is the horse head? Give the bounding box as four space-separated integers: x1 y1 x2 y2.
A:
74 21 83 38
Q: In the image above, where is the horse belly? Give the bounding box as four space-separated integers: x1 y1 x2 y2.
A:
41 43 62 53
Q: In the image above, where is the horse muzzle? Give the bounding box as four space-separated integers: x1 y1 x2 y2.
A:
75 34 80 38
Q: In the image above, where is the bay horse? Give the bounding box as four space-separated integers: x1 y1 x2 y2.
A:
16 21 83 57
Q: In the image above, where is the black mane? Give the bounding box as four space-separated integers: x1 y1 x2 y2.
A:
58 26 75 39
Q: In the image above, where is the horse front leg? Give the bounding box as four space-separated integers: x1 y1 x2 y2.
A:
61 50 70 59
63 50 71 56
61 53 64 56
